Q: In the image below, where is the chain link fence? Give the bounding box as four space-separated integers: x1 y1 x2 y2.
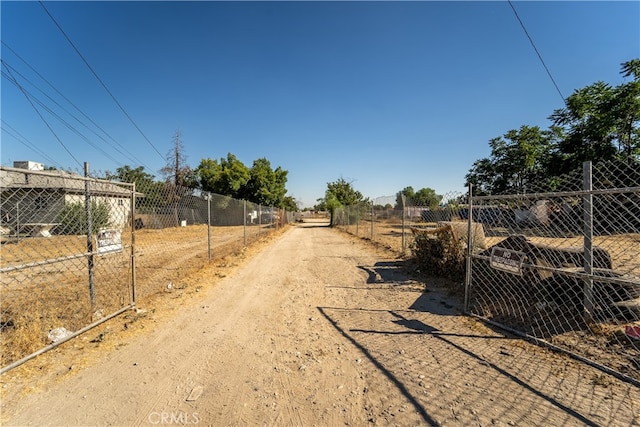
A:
466 159 640 385
1 164 292 372
333 159 639 385
333 192 466 254
1 166 135 371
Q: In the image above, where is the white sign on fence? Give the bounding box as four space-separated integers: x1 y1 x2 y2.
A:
489 247 525 275
97 228 123 254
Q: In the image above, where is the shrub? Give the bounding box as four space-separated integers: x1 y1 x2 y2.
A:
410 227 466 284
57 200 111 235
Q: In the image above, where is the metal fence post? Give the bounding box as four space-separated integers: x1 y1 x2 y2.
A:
130 182 137 304
84 162 95 311
464 183 473 313
15 200 20 243
356 203 359 236
370 201 374 240
243 200 247 247
401 194 406 253
207 193 211 262
583 161 594 322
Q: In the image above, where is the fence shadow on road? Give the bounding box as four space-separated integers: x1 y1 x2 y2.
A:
318 307 633 426
375 310 596 424
316 305 439 426
317 272 639 426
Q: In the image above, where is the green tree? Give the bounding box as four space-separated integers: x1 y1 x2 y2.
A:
612 59 640 160
467 59 640 193
413 188 443 208
282 195 298 212
396 186 442 208
314 198 327 212
464 158 495 196
195 158 222 193
396 186 415 209
105 165 164 209
549 82 619 173
106 165 155 186
57 200 111 235
242 158 289 207
325 178 367 226
465 125 555 194
549 59 640 174
195 153 250 199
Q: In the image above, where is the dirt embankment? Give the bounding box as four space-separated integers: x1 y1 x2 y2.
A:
1 219 638 426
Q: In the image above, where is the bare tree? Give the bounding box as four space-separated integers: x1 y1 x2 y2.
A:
160 129 196 188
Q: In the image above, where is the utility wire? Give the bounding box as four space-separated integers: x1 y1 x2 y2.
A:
2 120 61 168
2 65 122 165
507 0 565 102
2 41 151 169
39 1 166 160
3 64 83 168
2 59 139 167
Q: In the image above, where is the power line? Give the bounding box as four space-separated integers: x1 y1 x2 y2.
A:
507 0 565 102
2 41 151 169
38 1 166 161
2 64 123 165
3 64 83 169
3 57 150 169
2 59 140 167
2 120 61 168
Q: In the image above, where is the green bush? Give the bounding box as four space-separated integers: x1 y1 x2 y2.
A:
57 200 111 235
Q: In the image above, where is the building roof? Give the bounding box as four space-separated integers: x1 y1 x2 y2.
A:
0 166 141 197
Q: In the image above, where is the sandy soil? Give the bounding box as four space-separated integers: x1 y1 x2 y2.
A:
1 219 639 426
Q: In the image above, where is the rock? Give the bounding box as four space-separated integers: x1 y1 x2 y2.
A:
186 385 204 401
48 327 73 343
92 309 104 321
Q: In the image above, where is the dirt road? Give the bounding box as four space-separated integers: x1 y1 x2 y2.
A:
2 219 639 426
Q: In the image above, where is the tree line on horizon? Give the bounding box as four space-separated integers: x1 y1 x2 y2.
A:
105 132 297 211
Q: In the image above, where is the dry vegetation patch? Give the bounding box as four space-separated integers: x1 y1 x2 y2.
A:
0 223 288 368
0 224 290 406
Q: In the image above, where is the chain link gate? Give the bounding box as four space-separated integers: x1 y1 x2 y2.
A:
1 165 136 372
465 159 640 385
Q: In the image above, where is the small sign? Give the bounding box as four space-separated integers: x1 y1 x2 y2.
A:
490 247 525 275
97 229 123 254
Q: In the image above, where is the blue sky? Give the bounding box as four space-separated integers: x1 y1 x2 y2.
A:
2 1 639 208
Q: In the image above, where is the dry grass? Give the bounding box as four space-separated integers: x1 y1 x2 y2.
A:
0 227 288 408
0 223 285 367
